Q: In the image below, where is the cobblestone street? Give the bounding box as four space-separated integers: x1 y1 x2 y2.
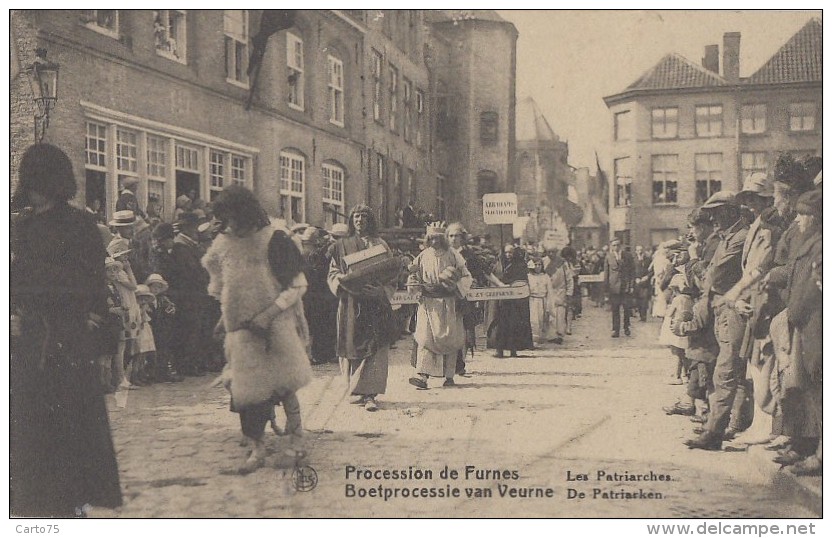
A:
93 305 817 518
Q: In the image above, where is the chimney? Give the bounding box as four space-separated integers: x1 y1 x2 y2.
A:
723 32 741 82
702 44 719 74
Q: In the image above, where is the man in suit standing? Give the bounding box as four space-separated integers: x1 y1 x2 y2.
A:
632 245 651 322
167 212 210 376
604 238 635 337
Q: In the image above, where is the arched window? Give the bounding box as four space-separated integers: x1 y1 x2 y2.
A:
322 161 346 226
477 170 498 200
279 149 305 223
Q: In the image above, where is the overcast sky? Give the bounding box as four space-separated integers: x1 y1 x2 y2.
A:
497 10 821 170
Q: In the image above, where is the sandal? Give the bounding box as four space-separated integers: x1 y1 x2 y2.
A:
408 377 428 390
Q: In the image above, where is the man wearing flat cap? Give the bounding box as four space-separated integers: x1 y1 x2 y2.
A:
718 173 786 446
686 191 749 450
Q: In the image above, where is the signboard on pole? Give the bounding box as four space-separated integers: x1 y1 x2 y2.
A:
482 193 518 225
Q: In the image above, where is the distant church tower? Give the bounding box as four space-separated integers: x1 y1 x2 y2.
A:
515 97 582 244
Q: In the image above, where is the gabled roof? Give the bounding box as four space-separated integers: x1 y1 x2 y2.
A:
746 18 822 85
626 53 727 91
516 97 558 142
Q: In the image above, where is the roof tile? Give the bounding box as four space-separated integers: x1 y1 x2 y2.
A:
626 53 727 91
746 18 822 85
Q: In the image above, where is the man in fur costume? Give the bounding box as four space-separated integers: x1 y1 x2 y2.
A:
328 204 398 412
408 223 473 389
203 186 312 473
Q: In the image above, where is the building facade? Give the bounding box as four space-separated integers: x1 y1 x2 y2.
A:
426 10 518 235
514 96 582 244
11 9 517 234
603 19 822 248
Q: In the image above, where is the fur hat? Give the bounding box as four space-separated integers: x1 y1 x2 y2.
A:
795 189 822 218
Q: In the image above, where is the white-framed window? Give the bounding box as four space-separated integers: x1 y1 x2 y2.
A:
82 10 119 38
146 135 168 179
287 32 305 110
741 152 768 179
741 104 767 134
328 55 345 126
116 128 139 195
154 10 187 63
209 150 226 199
175 144 200 172
116 128 138 174
613 157 632 208
651 107 678 139
372 49 383 123
652 154 678 205
614 110 632 141
695 105 723 137
388 64 398 132
81 111 254 221
695 153 723 204
403 78 412 142
322 162 345 226
416 89 424 147
231 154 247 186
85 121 108 169
224 10 249 86
789 102 816 131
279 151 305 222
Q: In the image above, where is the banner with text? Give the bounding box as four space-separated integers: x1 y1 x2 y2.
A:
482 193 518 225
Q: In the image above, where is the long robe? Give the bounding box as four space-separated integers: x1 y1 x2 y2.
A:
412 247 472 377
11 203 122 516
527 272 550 343
328 234 396 396
490 258 533 352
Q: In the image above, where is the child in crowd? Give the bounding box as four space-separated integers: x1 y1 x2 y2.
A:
107 240 142 391
527 258 550 345
133 285 158 386
667 263 718 423
145 274 183 382
102 257 126 393
658 272 691 385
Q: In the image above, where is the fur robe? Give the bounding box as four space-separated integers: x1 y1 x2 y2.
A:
202 227 312 409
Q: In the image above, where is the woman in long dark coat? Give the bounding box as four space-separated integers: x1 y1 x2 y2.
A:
10 144 122 517
490 245 534 357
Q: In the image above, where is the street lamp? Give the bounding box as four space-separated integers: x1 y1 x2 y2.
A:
25 48 60 143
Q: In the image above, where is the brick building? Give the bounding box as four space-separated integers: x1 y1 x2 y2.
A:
11 9 518 233
426 10 518 235
603 18 822 248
